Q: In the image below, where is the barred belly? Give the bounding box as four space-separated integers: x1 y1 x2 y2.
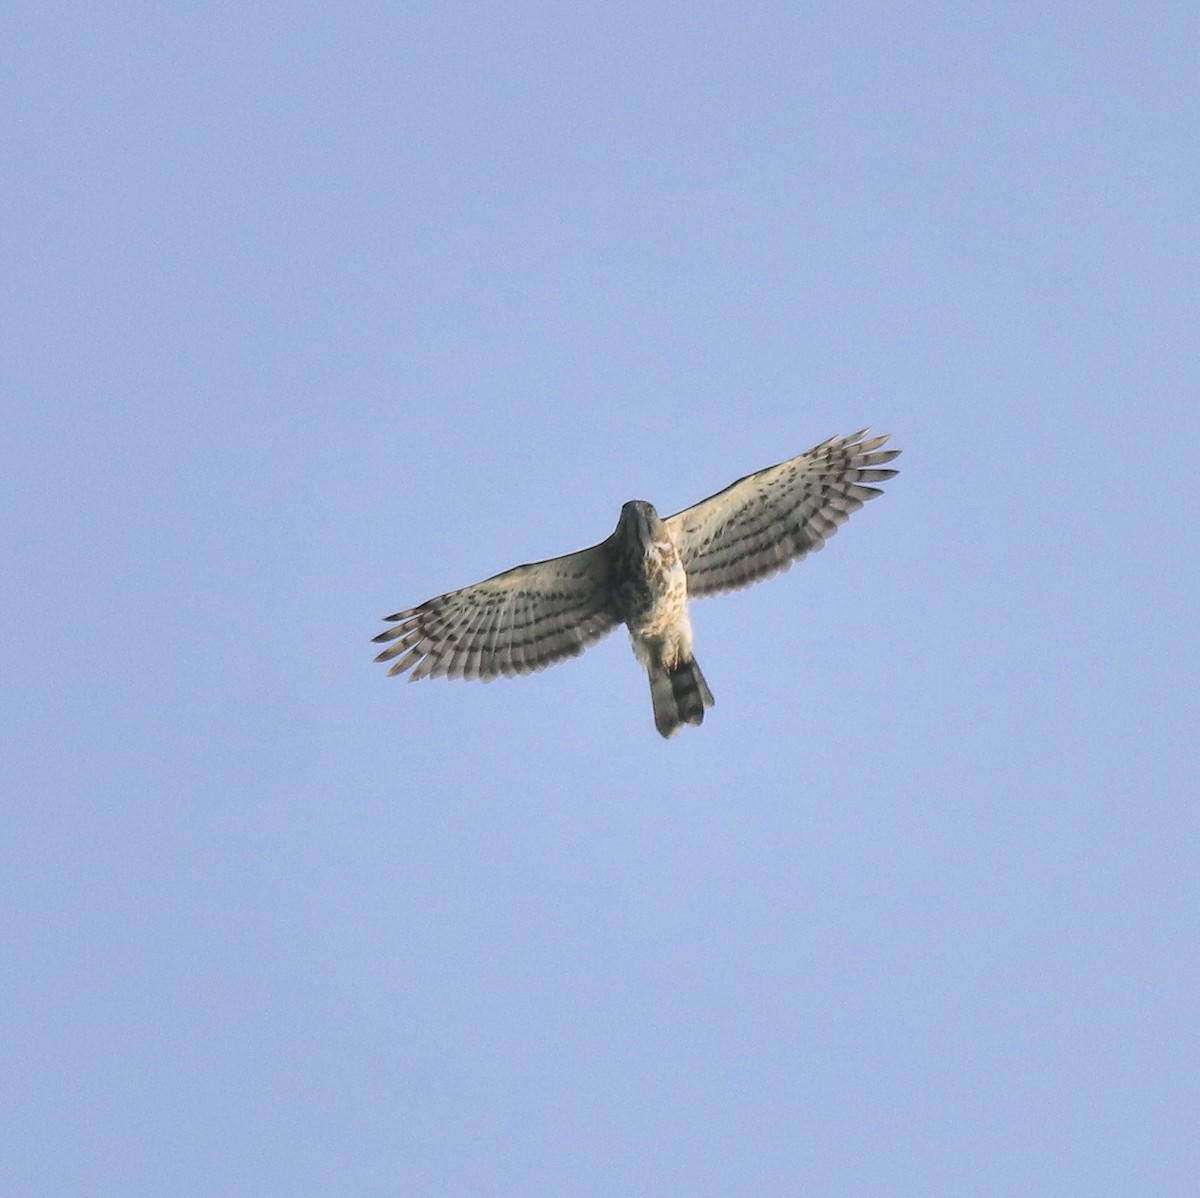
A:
626 558 693 672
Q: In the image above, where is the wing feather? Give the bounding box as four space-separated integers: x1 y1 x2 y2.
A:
373 541 619 681
665 429 900 598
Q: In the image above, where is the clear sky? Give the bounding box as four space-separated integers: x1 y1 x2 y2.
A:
4 2 1198 1194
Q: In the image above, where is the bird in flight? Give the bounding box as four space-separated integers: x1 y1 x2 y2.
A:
373 429 900 737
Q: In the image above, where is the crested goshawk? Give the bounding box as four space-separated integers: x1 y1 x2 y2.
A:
373 429 900 736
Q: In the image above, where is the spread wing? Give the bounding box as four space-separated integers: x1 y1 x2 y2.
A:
372 542 620 681
665 429 900 598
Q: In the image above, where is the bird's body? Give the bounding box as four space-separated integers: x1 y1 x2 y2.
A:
608 500 713 736
373 429 900 736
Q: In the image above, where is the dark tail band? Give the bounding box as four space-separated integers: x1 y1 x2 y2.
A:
649 658 715 738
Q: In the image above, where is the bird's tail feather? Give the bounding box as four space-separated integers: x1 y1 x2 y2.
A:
649 658 715 738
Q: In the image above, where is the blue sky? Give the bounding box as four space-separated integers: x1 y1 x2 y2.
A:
4 2 1198 1193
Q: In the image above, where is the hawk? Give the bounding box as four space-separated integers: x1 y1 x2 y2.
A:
373 429 900 737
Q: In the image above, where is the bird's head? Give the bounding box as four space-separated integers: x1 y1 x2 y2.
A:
617 500 665 547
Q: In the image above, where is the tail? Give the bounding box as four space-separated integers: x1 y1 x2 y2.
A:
649 658 715 738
